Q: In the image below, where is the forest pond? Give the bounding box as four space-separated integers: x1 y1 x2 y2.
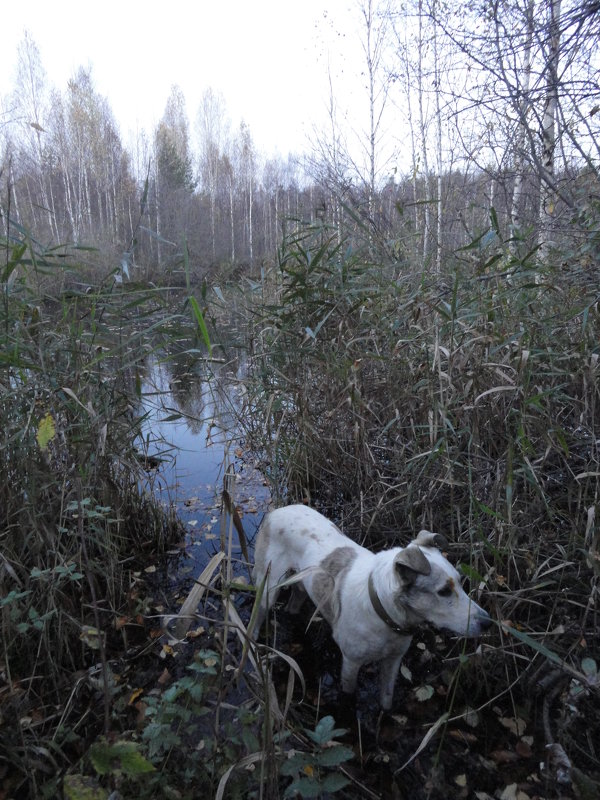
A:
139 354 271 587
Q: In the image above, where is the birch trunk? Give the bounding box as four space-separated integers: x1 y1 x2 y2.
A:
433 0 443 274
417 0 432 263
538 0 562 263
509 0 535 250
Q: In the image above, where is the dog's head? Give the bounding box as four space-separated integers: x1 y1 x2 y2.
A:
392 530 492 637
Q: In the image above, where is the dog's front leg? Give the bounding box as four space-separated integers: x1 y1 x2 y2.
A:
340 655 362 694
379 636 412 710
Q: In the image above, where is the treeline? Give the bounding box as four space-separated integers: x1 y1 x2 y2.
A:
2 0 600 284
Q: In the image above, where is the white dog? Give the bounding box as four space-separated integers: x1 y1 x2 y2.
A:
253 504 491 709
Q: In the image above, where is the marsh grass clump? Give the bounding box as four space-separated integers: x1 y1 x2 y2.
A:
241 215 600 789
0 230 186 797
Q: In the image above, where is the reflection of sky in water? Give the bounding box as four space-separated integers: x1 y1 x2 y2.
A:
139 356 270 578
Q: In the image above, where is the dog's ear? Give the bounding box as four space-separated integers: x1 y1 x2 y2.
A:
414 530 448 550
394 546 431 585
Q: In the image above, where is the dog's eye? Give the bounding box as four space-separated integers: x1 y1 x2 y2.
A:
438 585 453 598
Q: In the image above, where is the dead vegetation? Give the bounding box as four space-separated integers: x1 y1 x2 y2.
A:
236 218 600 797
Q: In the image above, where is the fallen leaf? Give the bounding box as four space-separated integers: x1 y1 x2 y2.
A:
400 664 412 682
499 717 527 736
464 706 480 727
414 684 434 702
144 565 157 574
499 784 531 800
185 626 206 639
454 774 467 787
157 668 171 686
160 644 174 658
449 729 477 744
491 750 519 764
515 739 533 758
128 688 144 705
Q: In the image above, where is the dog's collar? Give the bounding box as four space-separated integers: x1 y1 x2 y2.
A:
368 572 408 635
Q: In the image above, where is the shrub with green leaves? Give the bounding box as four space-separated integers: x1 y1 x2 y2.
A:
279 716 354 798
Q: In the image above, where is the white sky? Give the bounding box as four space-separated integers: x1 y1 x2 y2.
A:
0 0 366 160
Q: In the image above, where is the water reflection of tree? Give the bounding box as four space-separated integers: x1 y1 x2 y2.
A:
164 348 210 436
161 346 243 437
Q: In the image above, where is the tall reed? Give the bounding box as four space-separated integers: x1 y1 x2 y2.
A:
0 228 185 796
240 214 600 778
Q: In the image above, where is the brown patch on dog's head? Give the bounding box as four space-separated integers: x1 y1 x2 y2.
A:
394 545 431 587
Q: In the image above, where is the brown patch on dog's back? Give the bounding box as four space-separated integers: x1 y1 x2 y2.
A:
312 546 357 624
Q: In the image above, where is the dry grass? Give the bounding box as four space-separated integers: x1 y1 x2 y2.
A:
238 219 600 792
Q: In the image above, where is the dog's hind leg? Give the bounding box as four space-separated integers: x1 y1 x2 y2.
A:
379 636 412 710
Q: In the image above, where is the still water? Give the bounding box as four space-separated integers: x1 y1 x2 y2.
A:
139 354 271 582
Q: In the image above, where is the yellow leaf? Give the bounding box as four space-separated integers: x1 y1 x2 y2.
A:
128 688 144 705
303 764 315 777
36 413 56 451
79 626 101 649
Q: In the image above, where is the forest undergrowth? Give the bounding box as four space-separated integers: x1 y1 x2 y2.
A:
2 209 600 800
235 215 600 799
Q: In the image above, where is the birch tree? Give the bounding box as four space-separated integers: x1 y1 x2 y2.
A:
537 0 562 261
357 0 392 226
196 88 229 263
10 32 58 239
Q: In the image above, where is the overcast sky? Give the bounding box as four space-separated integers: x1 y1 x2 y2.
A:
1 0 364 159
